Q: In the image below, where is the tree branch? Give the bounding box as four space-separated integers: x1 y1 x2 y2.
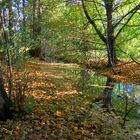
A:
115 11 138 39
93 0 106 35
81 0 107 44
113 4 140 29
116 45 140 65
117 32 140 45
113 1 136 12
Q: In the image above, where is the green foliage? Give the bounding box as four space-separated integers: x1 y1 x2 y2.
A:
25 96 37 113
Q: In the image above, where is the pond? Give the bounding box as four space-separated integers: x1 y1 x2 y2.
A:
38 62 140 126
67 68 140 126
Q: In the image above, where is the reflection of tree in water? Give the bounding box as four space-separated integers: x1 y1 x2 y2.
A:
80 69 90 88
78 69 115 110
102 78 115 110
78 69 140 126
93 77 115 111
113 83 140 126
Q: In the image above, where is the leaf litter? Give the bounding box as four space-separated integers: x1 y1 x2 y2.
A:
0 60 140 140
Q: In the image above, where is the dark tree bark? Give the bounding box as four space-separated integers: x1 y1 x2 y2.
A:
0 69 12 120
104 0 117 66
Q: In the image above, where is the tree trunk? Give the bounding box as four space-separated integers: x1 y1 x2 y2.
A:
0 69 12 120
81 0 117 67
33 0 36 36
106 41 117 67
105 0 117 67
22 0 26 30
30 0 43 58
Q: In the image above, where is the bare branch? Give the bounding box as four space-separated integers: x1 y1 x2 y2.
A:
114 4 140 29
92 0 106 36
116 45 140 65
113 1 136 12
115 11 138 39
81 0 107 44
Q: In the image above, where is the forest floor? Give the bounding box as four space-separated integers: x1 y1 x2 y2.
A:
0 59 140 140
83 60 140 84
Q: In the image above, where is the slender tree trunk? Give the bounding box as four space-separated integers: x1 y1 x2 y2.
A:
30 0 43 58
105 0 117 67
22 0 26 30
37 0 43 59
8 4 14 100
33 0 36 36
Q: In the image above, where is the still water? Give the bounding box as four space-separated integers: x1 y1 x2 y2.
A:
39 63 140 125
70 69 140 125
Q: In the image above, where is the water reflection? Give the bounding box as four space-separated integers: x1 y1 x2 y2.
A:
41 64 140 125
115 83 140 104
78 69 114 110
77 69 140 124
102 77 115 110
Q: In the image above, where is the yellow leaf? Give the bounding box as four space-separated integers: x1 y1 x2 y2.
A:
55 111 64 117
